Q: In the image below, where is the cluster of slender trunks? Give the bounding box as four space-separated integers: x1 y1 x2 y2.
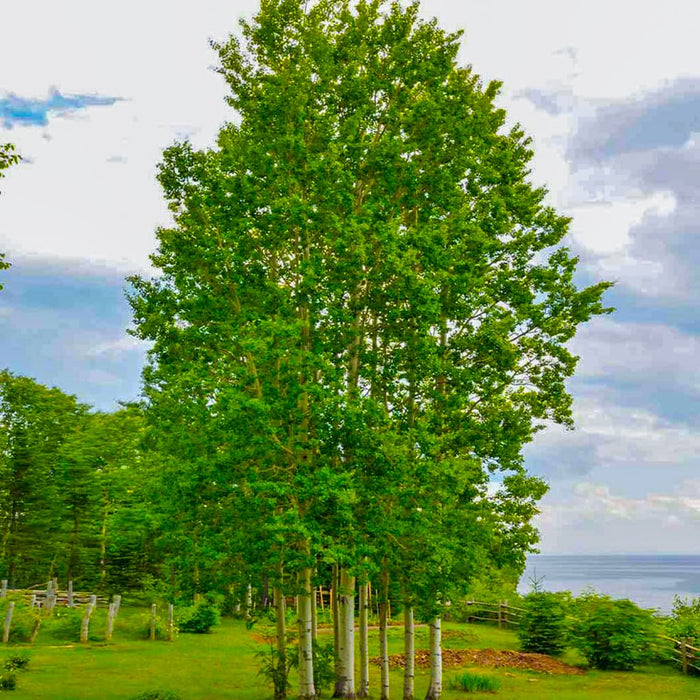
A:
271 564 443 700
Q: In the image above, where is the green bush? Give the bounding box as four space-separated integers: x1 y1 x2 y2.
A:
449 671 500 693
0 604 40 644
666 596 700 643
134 612 173 641
517 591 569 656
0 672 16 691
132 692 180 700
177 602 219 634
42 607 85 643
571 595 659 670
2 654 30 672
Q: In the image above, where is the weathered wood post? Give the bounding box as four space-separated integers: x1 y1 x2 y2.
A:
106 603 116 641
497 601 503 629
503 600 509 629
113 594 122 614
67 580 74 608
90 594 97 608
3 602 14 643
150 604 157 641
30 594 37 609
0 580 6 598
168 604 174 641
81 603 94 643
681 638 689 675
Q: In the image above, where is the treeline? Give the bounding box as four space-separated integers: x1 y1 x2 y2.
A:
0 371 154 591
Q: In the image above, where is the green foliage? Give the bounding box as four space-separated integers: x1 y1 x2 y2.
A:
518 591 570 656
2 654 30 672
570 594 660 670
42 607 85 643
0 601 39 644
131 692 180 700
311 640 335 694
449 671 500 693
255 637 296 700
176 602 219 634
0 672 16 691
666 596 700 643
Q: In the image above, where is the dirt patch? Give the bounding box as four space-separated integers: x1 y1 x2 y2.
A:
370 648 585 675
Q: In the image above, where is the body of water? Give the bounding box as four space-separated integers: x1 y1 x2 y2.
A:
518 555 700 613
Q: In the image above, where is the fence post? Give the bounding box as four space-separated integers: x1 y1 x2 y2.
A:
0 580 6 598
113 594 122 614
3 601 14 644
68 580 74 608
681 638 689 675
30 594 36 609
497 601 503 629
150 604 157 641
81 603 94 643
106 603 115 641
503 600 509 629
168 604 174 641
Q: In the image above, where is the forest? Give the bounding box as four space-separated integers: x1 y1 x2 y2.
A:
0 1 613 699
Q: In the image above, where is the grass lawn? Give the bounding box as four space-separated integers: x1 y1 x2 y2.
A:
2 615 699 699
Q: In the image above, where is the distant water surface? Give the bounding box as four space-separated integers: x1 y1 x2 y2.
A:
518 555 700 613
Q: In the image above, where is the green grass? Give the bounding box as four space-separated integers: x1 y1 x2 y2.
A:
1 614 698 698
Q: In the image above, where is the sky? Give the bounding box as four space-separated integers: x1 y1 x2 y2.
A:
1 0 699 555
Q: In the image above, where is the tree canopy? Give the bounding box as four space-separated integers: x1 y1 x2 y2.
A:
128 1 611 697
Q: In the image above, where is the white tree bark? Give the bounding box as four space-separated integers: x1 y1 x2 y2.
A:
358 582 369 698
298 568 316 700
424 616 442 700
334 568 356 699
379 569 390 700
403 606 414 700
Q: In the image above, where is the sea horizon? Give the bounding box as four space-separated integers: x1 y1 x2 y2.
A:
518 553 700 614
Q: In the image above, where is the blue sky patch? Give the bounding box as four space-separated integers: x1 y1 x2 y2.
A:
0 88 122 128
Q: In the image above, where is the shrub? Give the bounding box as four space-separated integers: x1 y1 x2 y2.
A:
134 612 173 641
0 672 16 691
42 607 85 643
2 654 30 672
177 602 219 634
518 591 569 656
571 595 659 670
449 671 500 693
666 596 700 643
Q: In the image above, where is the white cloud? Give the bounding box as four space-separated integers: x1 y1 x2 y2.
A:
537 480 700 553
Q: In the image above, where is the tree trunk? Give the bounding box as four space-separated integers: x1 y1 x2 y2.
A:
311 585 318 643
403 606 414 700
273 583 287 700
298 567 316 700
333 568 355 699
358 582 369 698
424 616 442 700
379 568 390 700
332 563 340 684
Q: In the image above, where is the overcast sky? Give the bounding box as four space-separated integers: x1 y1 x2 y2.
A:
1 0 699 555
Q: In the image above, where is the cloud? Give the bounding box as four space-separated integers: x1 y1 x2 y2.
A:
0 87 123 128
515 87 576 115
536 480 700 554
568 79 700 164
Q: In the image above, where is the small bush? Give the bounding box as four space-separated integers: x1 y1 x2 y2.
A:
0 672 16 691
2 654 30 672
518 591 569 656
450 671 500 693
571 595 659 670
177 602 219 634
666 596 700 643
132 692 180 700
42 607 85 643
135 612 173 641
